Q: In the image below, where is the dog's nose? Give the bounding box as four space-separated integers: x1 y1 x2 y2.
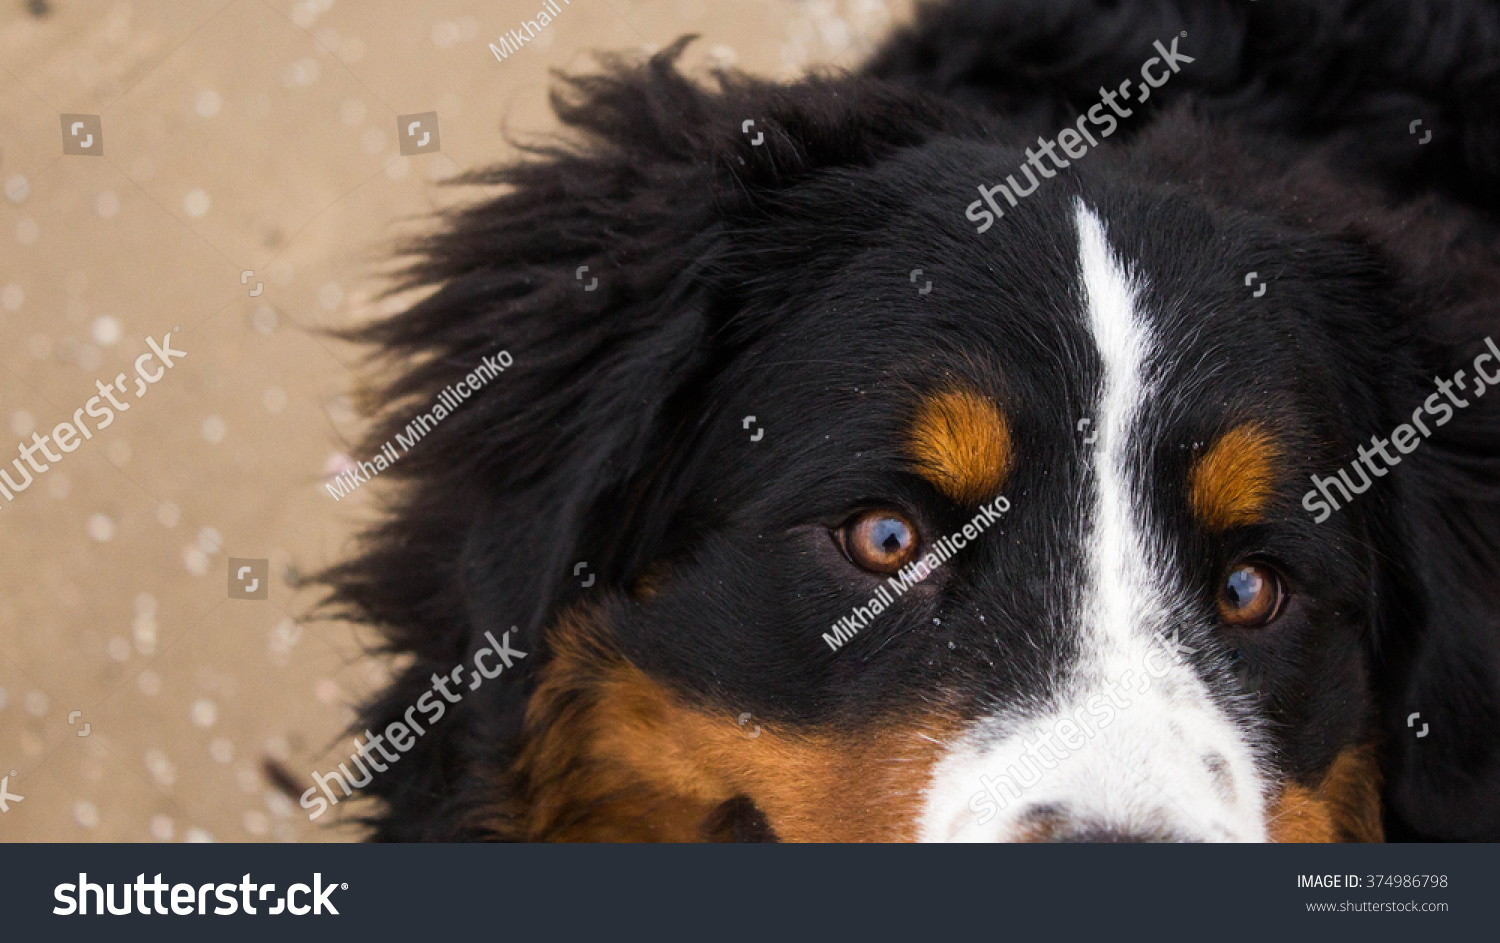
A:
1015 805 1186 842
1052 827 1178 843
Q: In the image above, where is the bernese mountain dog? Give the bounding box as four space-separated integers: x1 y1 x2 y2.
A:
316 0 1500 841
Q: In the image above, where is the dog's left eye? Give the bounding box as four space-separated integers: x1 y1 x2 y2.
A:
1217 561 1286 628
837 510 920 574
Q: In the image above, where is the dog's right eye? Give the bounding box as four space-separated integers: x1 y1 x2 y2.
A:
836 510 921 574
1217 560 1286 628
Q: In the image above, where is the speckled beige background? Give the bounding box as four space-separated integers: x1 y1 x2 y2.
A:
0 0 911 842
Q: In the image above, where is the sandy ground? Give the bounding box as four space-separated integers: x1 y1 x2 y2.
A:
0 0 911 843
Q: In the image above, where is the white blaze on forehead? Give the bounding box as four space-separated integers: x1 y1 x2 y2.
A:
916 202 1268 842
1077 200 1154 653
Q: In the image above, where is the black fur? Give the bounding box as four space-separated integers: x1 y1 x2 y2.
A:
317 1 1500 841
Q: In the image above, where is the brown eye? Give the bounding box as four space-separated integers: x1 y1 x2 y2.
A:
1217 561 1286 628
839 510 920 574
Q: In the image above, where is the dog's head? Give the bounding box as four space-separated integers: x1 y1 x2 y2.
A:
323 44 1500 842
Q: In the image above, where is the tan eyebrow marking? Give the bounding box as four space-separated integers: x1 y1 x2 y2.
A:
1189 422 1281 530
905 388 1011 505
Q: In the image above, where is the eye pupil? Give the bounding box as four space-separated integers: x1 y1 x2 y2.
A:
1225 568 1262 607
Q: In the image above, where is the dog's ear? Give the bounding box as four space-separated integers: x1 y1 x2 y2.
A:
1378 342 1500 841
314 41 962 837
